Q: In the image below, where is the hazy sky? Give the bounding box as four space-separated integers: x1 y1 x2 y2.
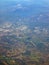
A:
1 0 49 3
0 0 49 6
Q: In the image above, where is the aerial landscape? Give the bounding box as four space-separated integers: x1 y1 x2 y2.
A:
0 0 49 65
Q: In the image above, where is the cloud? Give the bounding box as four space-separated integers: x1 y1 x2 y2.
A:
10 3 27 12
16 4 23 9
34 29 41 34
42 28 48 34
6 4 24 12
34 27 41 34
19 25 28 31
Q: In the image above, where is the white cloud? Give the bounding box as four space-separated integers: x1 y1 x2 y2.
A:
16 4 23 9
19 25 28 31
34 29 41 34
42 28 48 34
34 27 41 34
5 3 24 12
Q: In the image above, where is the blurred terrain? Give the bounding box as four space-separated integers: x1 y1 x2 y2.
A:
0 0 49 65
